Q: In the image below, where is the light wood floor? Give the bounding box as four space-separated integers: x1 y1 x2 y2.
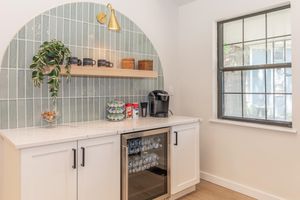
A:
179 180 256 200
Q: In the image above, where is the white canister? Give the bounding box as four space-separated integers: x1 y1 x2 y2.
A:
132 103 139 119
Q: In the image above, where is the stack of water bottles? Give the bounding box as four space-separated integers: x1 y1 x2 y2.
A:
128 153 160 174
127 136 163 174
128 137 163 155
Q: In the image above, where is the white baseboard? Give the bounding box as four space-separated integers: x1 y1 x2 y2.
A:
200 171 285 200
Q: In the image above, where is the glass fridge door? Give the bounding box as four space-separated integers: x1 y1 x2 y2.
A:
122 128 170 200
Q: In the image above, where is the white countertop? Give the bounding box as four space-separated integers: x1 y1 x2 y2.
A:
0 116 200 149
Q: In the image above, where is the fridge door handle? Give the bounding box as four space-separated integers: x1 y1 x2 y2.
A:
122 145 129 200
174 131 178 146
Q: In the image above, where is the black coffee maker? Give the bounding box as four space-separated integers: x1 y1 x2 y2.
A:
148 90 170 117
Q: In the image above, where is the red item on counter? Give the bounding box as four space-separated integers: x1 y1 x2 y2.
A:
132 103 139 108
125 103 133 118
132 103 139 119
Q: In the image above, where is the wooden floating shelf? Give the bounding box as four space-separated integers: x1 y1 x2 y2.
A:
60 66 158 78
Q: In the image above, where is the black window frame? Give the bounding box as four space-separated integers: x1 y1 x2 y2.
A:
217 4 292 127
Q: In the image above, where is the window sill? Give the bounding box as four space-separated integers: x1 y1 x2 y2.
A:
209 119 297 134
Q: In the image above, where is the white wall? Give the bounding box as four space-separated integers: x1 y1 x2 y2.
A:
177 0 300 199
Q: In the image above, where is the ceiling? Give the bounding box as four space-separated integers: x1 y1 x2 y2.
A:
174 0 197 6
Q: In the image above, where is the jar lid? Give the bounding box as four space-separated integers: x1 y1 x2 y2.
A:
132 102 139 108
122 58 135 61
138 60 153 62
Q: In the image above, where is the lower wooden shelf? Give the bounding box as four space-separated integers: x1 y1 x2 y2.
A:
60 66 158 78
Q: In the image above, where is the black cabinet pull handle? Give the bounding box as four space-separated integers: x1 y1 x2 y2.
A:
72 148 77 169
174 131 178 146
81 147 85 167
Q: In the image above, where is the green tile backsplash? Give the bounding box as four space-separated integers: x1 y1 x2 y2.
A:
0 2 164 129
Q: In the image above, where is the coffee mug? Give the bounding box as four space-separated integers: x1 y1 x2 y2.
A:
68 57 82 66
97 59 107 67
97 59 114 67
83 58 96 66
106 61 113 68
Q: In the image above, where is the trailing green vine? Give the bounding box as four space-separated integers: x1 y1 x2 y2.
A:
30 40 72 104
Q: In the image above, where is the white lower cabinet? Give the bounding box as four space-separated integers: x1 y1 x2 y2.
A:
78 136 120 200
21 142 77 200
171 123 200 195
20 135 120 200
2 122 200 200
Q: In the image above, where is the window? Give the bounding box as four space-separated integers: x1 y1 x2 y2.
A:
217 5 292 127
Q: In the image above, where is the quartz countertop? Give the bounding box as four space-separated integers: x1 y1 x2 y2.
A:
0 116 201 149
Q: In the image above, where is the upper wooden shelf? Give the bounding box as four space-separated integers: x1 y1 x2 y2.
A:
60 66 158 78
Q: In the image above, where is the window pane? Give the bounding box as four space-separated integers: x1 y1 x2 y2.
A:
224 20 243 44
266 68 290 93
243 94 265 119
224 44 243 67
224 71 241 93
286 68 292 93
244 14 265 41
267 94 291 121
267 9 291 37
267 40 284 64
224 94 242 117
286 95 292 121
274 95 285 120
274 68 285 93
244 40 266 65
274 41 284 63
286 40 291 62
243 69 265 93
267 36 291 64
267 95 273 120
266 69 273 93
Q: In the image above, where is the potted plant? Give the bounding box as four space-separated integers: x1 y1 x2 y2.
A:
30 40 72 123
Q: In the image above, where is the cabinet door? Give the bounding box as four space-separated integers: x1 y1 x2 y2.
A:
78 135 120 200
21 142 77 200
171 123 200 194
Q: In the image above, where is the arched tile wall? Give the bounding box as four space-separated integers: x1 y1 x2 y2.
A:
0 2 164 129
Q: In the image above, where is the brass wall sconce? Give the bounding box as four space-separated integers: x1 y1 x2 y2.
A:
97 3 121 31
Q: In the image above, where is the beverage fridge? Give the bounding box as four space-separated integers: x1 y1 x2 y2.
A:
121 128 170 200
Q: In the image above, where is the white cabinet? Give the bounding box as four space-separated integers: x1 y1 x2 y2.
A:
78 136 120 200
1 120 200 200
171 123 200 195
21 142 77 200
8 135 120 200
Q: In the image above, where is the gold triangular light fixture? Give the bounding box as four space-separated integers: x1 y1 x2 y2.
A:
97 3 121 32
